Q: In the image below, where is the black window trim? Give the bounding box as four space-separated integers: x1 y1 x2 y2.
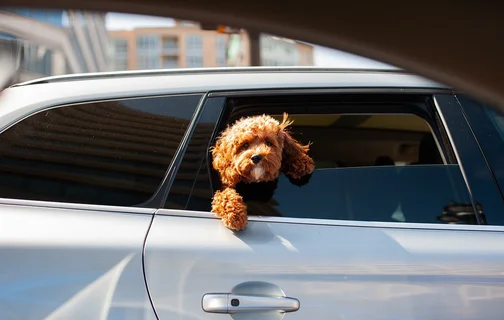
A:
0 92 206 211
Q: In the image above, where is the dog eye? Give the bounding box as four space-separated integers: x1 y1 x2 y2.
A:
242 142 249 149
265 141 273 147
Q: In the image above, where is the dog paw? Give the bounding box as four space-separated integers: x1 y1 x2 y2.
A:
222 209 248 230
212 188 248 231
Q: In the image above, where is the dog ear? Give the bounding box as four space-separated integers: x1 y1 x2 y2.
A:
279 112 315 180
211 134 240 188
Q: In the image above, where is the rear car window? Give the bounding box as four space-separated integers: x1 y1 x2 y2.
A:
0 94 202 207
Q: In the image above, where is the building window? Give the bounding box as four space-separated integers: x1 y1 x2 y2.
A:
163 57 178 69
216 36 227 67
162 38 178 50
136 55 160 70
185 34 203 68
161 37 178 56
136 35 159 51
216 57 226 67
112 38 128 70
186 56 203 68
185 34 202 50
113 38 128 57
136 35 160 70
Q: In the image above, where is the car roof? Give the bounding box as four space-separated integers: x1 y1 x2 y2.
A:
0 67 448 132
12 66 444 88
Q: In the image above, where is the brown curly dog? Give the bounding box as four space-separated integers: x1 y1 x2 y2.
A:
210 112 314 230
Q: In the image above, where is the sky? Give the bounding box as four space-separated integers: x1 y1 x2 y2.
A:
105 12 396 69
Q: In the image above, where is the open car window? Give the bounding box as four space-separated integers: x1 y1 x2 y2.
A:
167 93 479 226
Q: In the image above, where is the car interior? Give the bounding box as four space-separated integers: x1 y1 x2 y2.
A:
270 113 444 168
221 93 450 168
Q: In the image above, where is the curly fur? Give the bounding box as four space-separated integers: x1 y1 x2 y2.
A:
211 113 314 230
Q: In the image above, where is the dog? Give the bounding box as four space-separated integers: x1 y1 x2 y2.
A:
210 112 314 230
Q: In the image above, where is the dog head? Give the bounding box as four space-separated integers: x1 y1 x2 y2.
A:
211 113 314 187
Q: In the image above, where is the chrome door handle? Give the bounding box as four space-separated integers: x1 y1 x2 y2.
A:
202 281 300 317
202 293 300 314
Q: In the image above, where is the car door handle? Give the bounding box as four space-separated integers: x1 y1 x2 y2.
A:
202 293 300 314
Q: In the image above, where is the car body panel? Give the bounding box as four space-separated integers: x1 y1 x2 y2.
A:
145 209 504 320
0 200 156 320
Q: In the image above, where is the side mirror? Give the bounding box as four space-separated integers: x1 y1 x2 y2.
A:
0 38 22 92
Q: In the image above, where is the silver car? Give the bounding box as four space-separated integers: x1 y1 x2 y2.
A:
1 67 504 320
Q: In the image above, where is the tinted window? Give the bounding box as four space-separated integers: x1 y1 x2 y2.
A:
191 109 478 225
164 98 224 210
263 165 474 224
456 94 504 198
0 94 202 207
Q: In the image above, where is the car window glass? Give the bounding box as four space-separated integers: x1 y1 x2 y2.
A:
269 165 474 224
485 110 504 139
165 97 224 210
0 94 202 207
456 94 504 203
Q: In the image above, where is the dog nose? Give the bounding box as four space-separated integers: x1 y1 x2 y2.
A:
251 154 263 164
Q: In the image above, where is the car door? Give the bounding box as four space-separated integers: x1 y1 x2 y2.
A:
144 90 504 320
0 91 203 320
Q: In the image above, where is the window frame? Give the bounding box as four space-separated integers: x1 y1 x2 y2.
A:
156 87 504 230
0 92 206 211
